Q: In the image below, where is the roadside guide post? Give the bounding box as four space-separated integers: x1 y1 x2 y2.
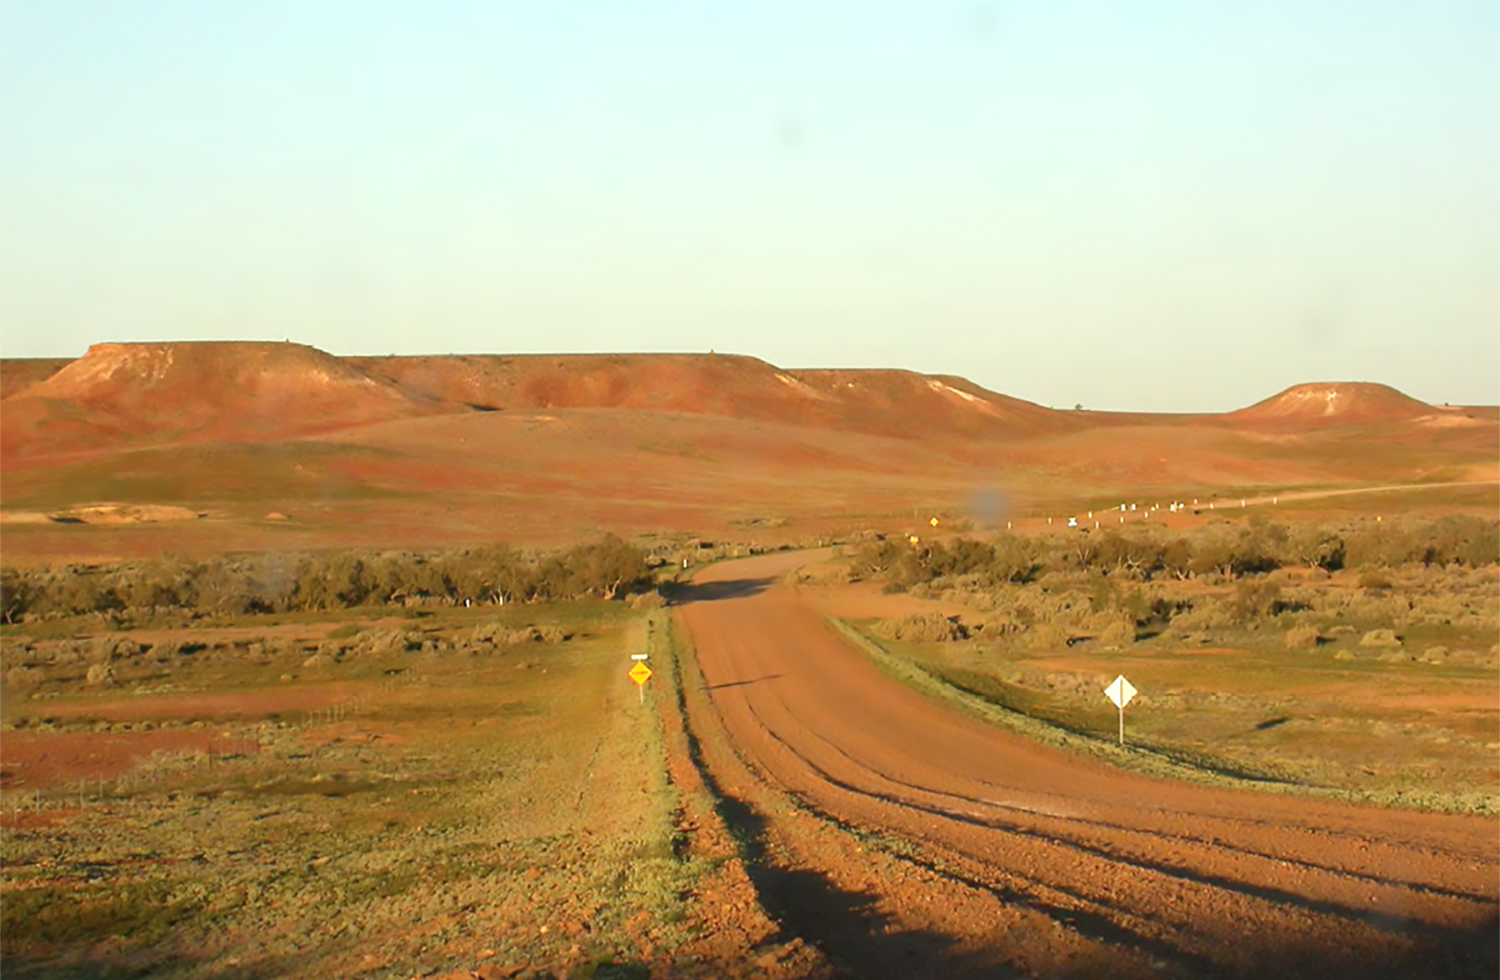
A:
1103 675 1137 746
629 654 651 704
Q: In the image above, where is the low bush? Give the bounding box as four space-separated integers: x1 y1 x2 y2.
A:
1284 625 1322 649
850 535 1042 591
1230 580 1283 622
875 613 968 643
1096 617 1136 646
1029 623 1069 649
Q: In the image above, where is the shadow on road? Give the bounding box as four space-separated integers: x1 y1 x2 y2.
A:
695 751 996 978
677 672 1004 977
665 577 775 605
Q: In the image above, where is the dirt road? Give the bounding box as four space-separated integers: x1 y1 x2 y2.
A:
675 551 1499 979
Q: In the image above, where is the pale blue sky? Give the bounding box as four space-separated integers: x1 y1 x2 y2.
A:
2 1 1496 411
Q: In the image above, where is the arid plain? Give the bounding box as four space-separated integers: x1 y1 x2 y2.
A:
1 341 1496 980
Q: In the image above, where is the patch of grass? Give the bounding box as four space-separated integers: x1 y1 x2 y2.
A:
0 605 709 977
2 881 199 947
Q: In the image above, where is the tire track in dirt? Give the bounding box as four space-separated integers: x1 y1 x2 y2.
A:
706 651 1448 974
732 687 1493 930
673 551 1500 979
672 597 1106 979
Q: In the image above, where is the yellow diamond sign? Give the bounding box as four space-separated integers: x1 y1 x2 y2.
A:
628 662 653 686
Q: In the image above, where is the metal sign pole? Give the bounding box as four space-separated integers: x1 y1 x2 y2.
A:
1105 675 1136 747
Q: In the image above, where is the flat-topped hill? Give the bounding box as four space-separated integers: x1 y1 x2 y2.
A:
2 344 1493 470
1 342 458 457
1 342 1494 559
348 353 1078 441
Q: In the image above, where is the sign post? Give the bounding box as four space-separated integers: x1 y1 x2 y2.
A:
1103 675 1137 745
629 659 652 703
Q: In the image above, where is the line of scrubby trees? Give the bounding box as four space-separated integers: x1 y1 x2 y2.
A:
851 515 1499 592
1 534 651 624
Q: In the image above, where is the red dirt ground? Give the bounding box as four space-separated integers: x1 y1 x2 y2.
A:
0 728 254 792
16 688 356 725
675 550 1500 980
0 678 385 807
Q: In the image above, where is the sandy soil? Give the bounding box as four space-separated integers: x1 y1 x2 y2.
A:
675 551 1500 979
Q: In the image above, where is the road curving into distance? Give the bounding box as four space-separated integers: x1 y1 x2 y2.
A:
674 550 1499 980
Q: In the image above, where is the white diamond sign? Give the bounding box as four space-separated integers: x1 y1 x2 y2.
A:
1103 675 1137 745
1104 675 1137 709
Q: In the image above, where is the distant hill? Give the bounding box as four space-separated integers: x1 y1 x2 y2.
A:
2 343 1494 558
3 344 1493 462
1 342 459 458
348 353 1078 441
1225 382 1438 427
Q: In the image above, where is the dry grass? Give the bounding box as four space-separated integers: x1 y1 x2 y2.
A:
0 604 712 979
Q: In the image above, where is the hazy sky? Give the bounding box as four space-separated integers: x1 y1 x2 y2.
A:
3 1 1496 411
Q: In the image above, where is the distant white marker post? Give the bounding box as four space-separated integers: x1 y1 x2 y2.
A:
1104 674 1137 746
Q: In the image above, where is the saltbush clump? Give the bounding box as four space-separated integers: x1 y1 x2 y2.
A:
1284 625 1322 649
1359 629 1403 649
875 613 968 643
